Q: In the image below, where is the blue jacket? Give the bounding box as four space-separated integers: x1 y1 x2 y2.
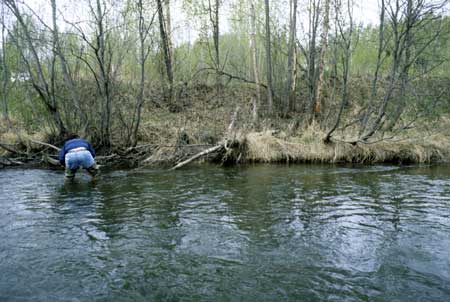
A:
58 138 96 165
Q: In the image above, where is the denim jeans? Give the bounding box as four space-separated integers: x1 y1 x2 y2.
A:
65 150 98 179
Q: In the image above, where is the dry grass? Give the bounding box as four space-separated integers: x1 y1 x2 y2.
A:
244 126 450 164
0 120 54 155
134 95 450 165
3 85 450 166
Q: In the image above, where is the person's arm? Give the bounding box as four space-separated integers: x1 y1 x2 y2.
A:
58 144 66 166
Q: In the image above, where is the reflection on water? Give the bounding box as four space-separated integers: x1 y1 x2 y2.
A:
1 165 450 301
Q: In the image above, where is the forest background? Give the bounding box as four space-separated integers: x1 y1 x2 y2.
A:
1 0 450 165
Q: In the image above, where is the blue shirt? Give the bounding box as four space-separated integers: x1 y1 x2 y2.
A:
58 138 96 165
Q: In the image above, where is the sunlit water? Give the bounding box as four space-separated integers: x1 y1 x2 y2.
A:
1 164 450 301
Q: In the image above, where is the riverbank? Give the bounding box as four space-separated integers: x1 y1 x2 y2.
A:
2 93 450 168
242 130 450 164
2 126 450 169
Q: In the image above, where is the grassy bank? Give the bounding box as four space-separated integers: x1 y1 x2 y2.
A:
243 130 450 164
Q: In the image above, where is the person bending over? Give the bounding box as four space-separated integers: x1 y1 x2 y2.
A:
58 134 99 180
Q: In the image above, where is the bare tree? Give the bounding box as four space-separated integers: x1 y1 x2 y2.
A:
65 0 120 146
264 0 274 114
359 0 386 136
324 0 354 142
130 0 156 147
297 0 321 121
359 0 448 142
50 0 84 132
4 0 67 137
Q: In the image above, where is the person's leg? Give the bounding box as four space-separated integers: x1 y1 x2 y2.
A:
64 167 78 181
86 164 100 177
80 151 99 178
65 153 80 180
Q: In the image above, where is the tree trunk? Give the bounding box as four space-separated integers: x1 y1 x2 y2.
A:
156 0 174 103
305 0 320 122
51 0 83 132
314 0 330 121
1 2 10 125
164 0 173 56
386 0 413 131
284 0 298 117
131 0 150 147
95 0 112 146
360 0 402 141
249 0 260 125
208 0 221 96
360 0 385 136
324 0 353 142
264 0 274 115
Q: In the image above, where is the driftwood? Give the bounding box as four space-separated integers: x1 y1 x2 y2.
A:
169 144 224 170
0 157 24 167
42 154 61 166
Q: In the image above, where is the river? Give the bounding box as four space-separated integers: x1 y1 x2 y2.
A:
1 164 450 301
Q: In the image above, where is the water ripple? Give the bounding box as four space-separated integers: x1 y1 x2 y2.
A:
1 165 450 301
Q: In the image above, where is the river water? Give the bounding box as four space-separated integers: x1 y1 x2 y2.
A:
1 164 450 301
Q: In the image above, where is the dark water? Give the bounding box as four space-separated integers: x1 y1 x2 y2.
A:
1 164 450 302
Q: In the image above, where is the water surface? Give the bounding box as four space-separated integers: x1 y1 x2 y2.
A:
1 164 450 301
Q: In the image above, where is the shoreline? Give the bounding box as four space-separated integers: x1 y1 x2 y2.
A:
2 130 450 170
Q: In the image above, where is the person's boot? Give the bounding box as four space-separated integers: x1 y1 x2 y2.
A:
87 164 100 178
65 168 76 181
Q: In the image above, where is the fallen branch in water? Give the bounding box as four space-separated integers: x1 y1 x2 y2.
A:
0 157 24 167
42 154 61 166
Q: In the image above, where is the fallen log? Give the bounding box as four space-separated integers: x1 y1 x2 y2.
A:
0 157 25 167
42 154 61 166
170 144 224 170
29 139 61 151
0 142 21 154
